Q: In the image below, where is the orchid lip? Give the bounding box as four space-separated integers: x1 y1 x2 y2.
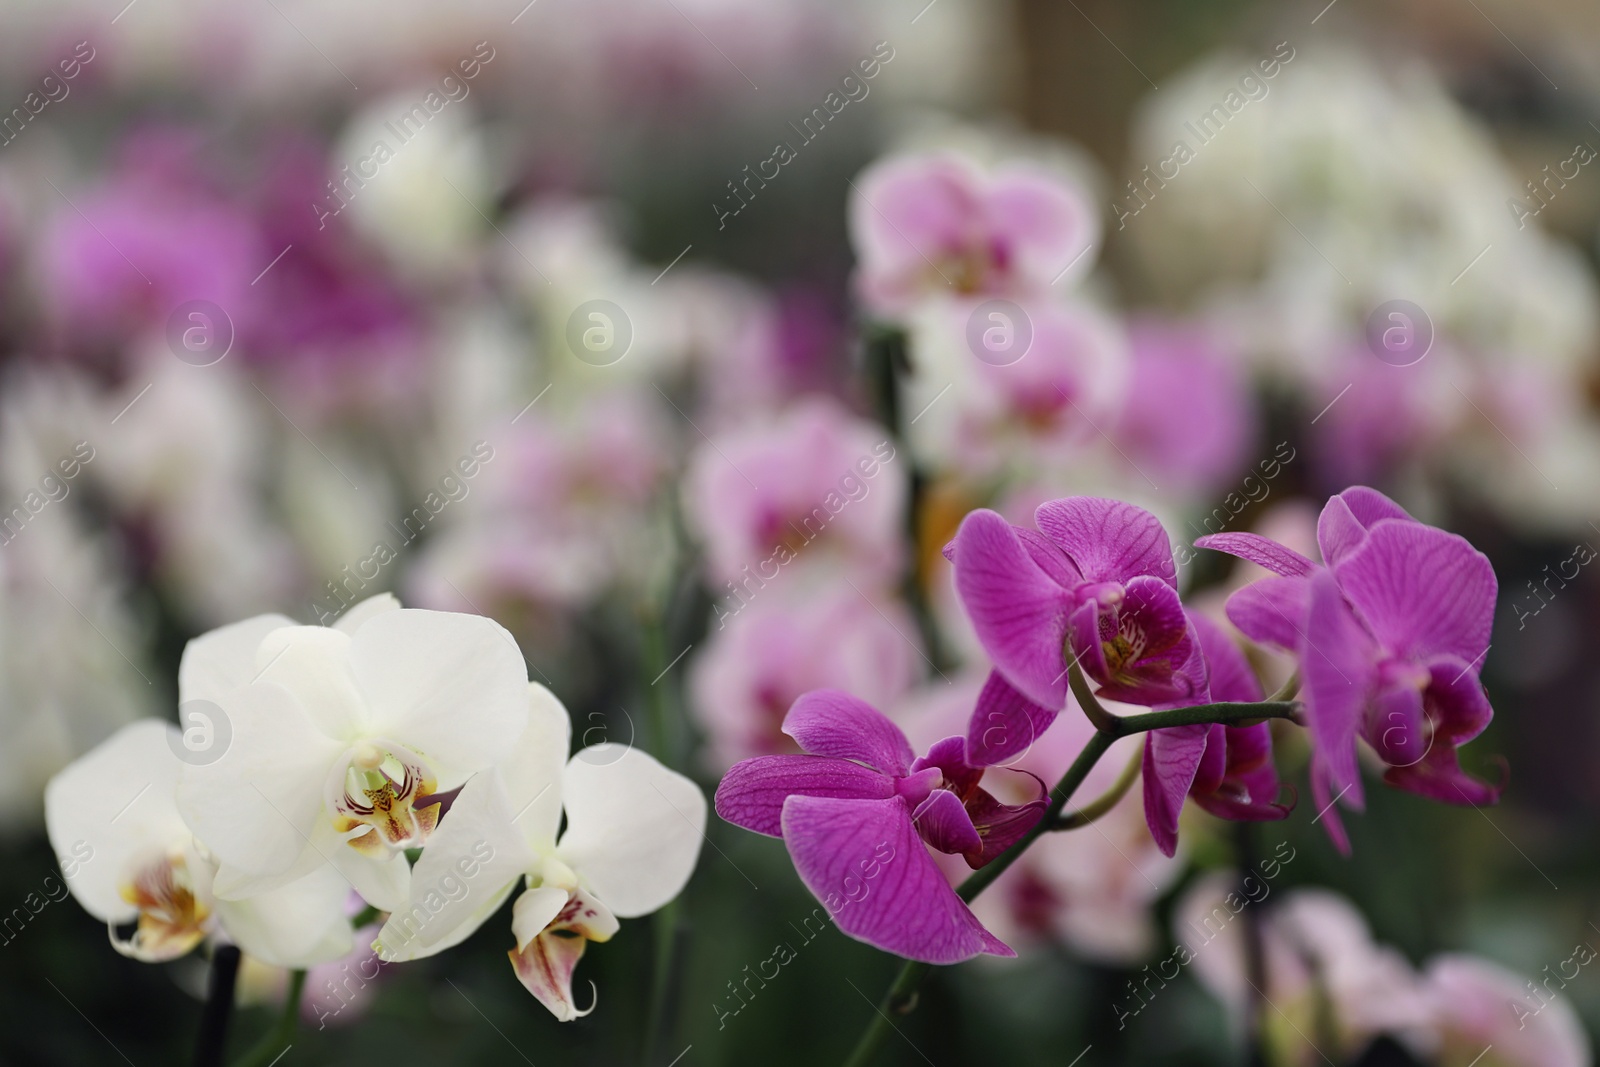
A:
111 849 210 962
324 738 441 855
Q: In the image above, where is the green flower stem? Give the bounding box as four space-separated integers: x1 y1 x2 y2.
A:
1053 741 1143 831
841 665 1304 1066
229 969 304 1067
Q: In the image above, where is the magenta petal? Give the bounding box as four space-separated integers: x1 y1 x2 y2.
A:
965 669 1060 766
783 690 915 776
1303 570 1376 804
1191 612 1263 704
1310 759 1353 856
1383 747 1502 805
1317 486 1413 568
1424 656 1495 746
910 788 982 857
961 781 1047 868
1333 523 1496 665
1368 683 1426 767
952 509 1073 708
1223 576 1311 652
1035 497 1178 587
1094 580 1196 705
715 755 897 837
1190 723 1229 796
1193 532 1317 578
780 795 1014 964
1142 725 1209 857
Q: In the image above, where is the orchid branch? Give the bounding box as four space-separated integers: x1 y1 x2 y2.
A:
1052 741 1143 830
842 669 1303 1065
229 969 304 1067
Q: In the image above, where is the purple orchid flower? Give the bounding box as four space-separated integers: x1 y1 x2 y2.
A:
1196 487 1500 852
714 690 1046 964
949 497 1202 766
1141 613 1292 857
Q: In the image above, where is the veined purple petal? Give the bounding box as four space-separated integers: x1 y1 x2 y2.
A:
715 755 896 837
1224 576 1311 652
1424 656 1495 746
1191 612 1263 704
1310 760 1352 856
964 669 1060 767
1142 725 1210 857
1333 522 1495 665
779 795 1014 964
1303 570 1376 804
961 779 1047 868
1093 580 1197 705
1035 497 1178 587
1190 723 1228 797
1015 526 1085 589
1317 486 1413 568
1193 532 1317 578
952 509 1074 709
1383 747 1503 806
783 690 915 776
1191 723 1291 823
910 788 982 857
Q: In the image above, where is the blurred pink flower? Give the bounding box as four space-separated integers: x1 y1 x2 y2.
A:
849 152 1096 317
302 922 384 1029
1414 955 1590 1067
682 397 904 592
1115 320 1257 495
688 587 919 770
38 128 263 351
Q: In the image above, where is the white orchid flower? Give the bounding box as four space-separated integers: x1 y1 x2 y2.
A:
45 720 353 968
373 683 705 1021
176 594 529 912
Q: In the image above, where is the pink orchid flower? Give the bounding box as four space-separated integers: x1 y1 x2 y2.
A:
715 690 1046 964
1196 486 1500 852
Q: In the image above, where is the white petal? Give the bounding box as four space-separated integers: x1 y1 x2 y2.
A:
179 614 296 704
349 609 529 786
333 594 402 634
373 769 534 961
45 720 190 923
177 684 345 885
380 878 520 963
215 865 354 969
499 683 571 852
510 885 569 951
556 747 705 919
253 627 371 741
319 819 412 913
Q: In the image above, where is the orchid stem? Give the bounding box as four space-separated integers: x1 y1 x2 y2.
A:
229 969 304 1067
193 944 241 1067
1266 670 1300 704
841 670 1304 1065
1053 741 1143 830
841 731 1116 1066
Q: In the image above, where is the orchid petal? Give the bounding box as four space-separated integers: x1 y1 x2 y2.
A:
331 593 401 634
557 746 705 918
1193 532 1316 578
177 683 346 888
1034 496 1177 586
1317 486 1412 568
374 768 535 961
964 669 1060 767
1333 523 1495 664
951 509 1073 709
909 789 982 857
715 755 896 837
45 720 190 924
1302 571 1376 805
780 795 1013 964
499 683 571 853
1191 612 1263 704
1142 726 1209 857
1223 576 1311 652
179 613 295 704
782 689 915 776
216 865 354 969
349 609 530 788
253 627 370 741
508 887 618 1022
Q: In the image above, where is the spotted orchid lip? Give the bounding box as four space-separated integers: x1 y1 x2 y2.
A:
324 739 442 855
111 850 210 963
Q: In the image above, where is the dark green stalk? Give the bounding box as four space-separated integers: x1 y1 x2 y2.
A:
193 945 242 1067
229 969 304 1067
